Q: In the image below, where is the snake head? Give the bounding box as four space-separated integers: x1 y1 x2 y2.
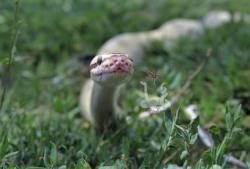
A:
89 53 134 87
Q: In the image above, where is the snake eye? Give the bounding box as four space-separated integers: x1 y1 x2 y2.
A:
97 55 103 65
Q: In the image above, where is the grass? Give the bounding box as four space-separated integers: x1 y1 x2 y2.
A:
0 0 250 168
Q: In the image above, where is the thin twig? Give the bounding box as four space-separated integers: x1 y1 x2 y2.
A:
170 48 212 105
225 155 247 168
0 0 20 111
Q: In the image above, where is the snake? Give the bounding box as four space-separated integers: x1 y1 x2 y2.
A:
80 10 248 128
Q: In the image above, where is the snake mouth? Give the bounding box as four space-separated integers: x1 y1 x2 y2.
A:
115 67 126 73
113 67 133 76
92 67 131 77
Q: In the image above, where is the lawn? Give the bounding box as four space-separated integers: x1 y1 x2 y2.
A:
0 0 250 168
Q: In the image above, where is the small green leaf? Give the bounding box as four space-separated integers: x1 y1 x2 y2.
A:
169 73 181 88
189 116 199 135
165 164 181 169
226 102 231 114
0 58 9 68
139 154 151 169
180 150 189 160
122 137 130 158
234 105 241 122
9 164 17 169
208 125 221 136
174 109 179 124
175 124 188 140
26 167 47 169
232 127 242 133
216 135 229 164
161 140 167 151
50 141 57 165
232 105 242 129
11 45 17 58
58 165 67 169
195 159 204 169
211 164 222 169
210 146 217 163
226 110 232 132
43 149 50 168
164 109 173 134
99 166 115 169
232 118 241 129
208 125 222 146
189 133 198 145
4 151 18 158
76 159 91 169
0 134 9 159
201 150 212 166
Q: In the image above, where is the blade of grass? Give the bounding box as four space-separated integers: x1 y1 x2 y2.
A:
0 0 20 111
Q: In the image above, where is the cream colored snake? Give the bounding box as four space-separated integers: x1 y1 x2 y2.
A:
80 10 248 128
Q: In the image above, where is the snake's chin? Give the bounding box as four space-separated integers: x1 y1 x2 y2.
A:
115 67 125 72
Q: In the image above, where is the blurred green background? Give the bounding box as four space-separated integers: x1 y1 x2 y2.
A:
0 0 250 168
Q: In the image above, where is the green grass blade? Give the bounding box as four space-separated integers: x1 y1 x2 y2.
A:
0 134 8 159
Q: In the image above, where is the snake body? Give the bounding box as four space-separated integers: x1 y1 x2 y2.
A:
80 10 246 128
